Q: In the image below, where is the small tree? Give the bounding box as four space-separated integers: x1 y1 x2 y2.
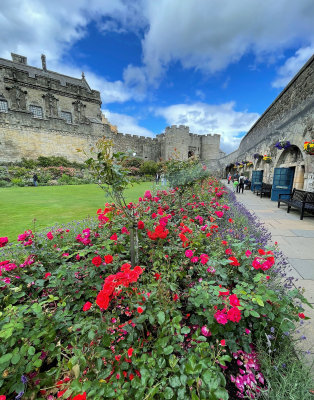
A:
165 157 210 207
83 138 139 266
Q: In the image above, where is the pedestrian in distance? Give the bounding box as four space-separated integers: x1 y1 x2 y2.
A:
33 173 39 187
155 173 160 185
238 173 245 193
233 179 239 193
227 173 232 184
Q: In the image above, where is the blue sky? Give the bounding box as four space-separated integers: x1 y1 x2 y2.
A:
1 0 313 153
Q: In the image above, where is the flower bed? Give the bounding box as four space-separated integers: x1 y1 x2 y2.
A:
0 179 309 399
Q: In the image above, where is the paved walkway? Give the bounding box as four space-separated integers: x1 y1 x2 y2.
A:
223 181 314 371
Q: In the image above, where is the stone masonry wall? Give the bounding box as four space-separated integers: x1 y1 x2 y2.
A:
218 55 314 191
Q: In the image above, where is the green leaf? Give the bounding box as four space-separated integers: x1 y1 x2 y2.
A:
0 353 12 364
11 353 21 365
164 387 174 399
250 310 260 318
169 354 178 369
28 347 35 356
34 359 42 368
181 326 190 334
169 376 181 388
157 311 165 325
164 346 174 355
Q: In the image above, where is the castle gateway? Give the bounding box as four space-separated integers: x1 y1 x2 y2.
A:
0 53 223 165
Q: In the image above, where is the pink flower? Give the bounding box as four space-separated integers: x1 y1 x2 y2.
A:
245 328 251 334
47 232 54 240
225 248 232 255
191 256 199 263
76 254 81 260
220 339 226 346
214 310 228 325
127 348 134 357
201 325 211 337
298 313 305 319
44 273 51 279
215 211 224 218
62 253 69 257
137 307 144 314
185 250 194 258
245 250 252 257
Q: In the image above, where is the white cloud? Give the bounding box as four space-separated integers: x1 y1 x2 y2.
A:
1 0 313 100
132 0 314 84
155 102 260 153
102 109 155 137
272 46 314 88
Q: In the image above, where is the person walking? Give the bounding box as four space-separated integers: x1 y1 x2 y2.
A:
33 173 39 187
238 173 245 193
233 178 239 193
233 171 239 183
227 173 232 184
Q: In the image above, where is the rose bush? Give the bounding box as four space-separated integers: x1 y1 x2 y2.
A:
0 178 310 399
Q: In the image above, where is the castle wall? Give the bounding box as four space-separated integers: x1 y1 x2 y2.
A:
0 53 222 166
0 111 110 163
218 55 314 190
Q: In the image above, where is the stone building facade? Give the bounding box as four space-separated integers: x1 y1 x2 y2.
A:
0 53 222 165
219 54 314 193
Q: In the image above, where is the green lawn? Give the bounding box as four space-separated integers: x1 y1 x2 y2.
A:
0 183 154 241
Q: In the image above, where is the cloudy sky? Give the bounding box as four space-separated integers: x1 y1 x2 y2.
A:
1 0 313 153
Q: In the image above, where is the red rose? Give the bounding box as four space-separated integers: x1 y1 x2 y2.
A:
0 237 8 247
229 294 240 307
110 233 118 241
227 307 242 322
298 313 305 319
44 272 52 279
127 348 134 357
72 393 87 400
83 302 92 311
137 307 144 313
137 220 145 229
104 254 113 264
228 256 240 266
220 339 226 346
92 256 102 267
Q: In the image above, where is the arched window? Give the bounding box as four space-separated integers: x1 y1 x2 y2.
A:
29 105 43 118
0 99 8 112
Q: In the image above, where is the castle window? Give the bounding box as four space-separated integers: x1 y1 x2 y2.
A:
61 111 72 124
29 105 43 119
0 100 8 112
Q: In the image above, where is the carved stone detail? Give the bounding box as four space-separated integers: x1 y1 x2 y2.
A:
72 100 88 123
5 85 27 110
43 93 58 117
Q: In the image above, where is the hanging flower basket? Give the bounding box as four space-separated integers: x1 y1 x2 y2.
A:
246 161 253 167
263 155 272 163
275 140 291 150
239 163 244 169
304 140 314 155
253 153 263 160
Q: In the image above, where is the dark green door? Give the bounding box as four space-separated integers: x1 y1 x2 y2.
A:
251 170 263 192
271 167 295 201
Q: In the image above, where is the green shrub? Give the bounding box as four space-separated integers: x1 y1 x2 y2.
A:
140 160 158 175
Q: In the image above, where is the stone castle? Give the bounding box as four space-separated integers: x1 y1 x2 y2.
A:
0 53 223 165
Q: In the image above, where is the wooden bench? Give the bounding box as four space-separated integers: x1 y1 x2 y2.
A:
278 188 314 220
256 183 272 198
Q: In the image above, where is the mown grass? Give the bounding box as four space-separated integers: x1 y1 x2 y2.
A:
0 183 153 241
